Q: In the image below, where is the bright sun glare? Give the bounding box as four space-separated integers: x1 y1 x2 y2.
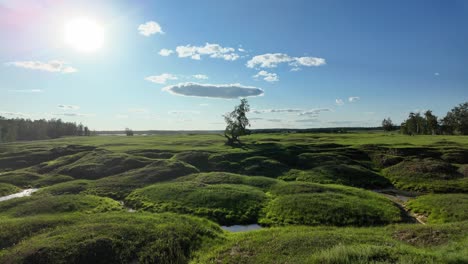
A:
64 18 104 53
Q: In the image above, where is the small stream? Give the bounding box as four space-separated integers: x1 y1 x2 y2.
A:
221 224 262 232
0 188 38 202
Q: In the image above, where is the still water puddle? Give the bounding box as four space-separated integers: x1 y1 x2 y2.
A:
221 224 262 232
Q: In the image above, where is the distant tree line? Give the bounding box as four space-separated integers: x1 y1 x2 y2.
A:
383 102 468 135
0 116 92 142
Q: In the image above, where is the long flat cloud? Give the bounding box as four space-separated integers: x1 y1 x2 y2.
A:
6 60 77 73
162 82 264 99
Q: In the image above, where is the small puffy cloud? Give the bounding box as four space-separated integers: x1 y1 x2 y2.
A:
158 49 174 56
238 48 246 52
138 21 164 36
162 82 264 99
8 89 43 93
58 104 79 110
434 72 440 76
6 60 77 73
254 70 279 82
246 53 325 69
335 99 344 106
193 74 209 80
299 108 331 116
348 96 360 102
252 108 301 114
145 73 178 84
175 43 239 61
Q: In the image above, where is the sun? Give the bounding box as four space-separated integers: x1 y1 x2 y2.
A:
64 17 104 53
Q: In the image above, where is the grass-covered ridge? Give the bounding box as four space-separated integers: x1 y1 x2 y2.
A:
406 193 468 223
193 222 468 264
0 132 467 262
0 212 223 264
260 182 402 226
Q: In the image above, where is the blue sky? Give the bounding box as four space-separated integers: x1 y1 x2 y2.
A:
1 0 467 130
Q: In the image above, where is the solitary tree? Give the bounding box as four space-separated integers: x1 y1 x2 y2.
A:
224 98 250 145
125 128 134 136
382 118 394 132
424 110 438 135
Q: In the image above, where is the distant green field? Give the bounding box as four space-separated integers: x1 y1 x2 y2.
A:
0 132 467 263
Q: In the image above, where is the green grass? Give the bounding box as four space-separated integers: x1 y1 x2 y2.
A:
281 164 391 189
125 181 267 225
0 183 20 196
193 222 468 264
0 194 123 217
406 193 468 223
0 212 223 264
0 132 467 262
260 182 402 226
176 172 279 190
383 158 468 192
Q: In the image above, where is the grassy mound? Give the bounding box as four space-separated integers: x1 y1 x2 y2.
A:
37 180 92 195
0 183 21 196
0 194 122 217
296 152 360 169
173 151 212 170
88 159 199 199
0 213 222 264
241 156 289 177
177 172 278 190
0 170 74 188
259 182 401 226
125 181 267 225
440 149 468 164
281 164 391 189
406 194 468 223
194 222 468 264
54 149 151 179
383 158 467 192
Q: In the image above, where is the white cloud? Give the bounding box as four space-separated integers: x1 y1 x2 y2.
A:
298 108 331 116
434 72 440 76
8 89 43 93
145 73 178 84
252 108 302 114
162 82 264 99
246 53 326 69
6 60 77 73
253 70 279 82
348 96 360 102
53 112 94 117
238 48 246 52
193 74 209 80
138 21 164 36
266 119 282 122
58 104 80 110
175 43 239 61
168 110 200 115
128 108 148 113
158 49 174 56
0 111 30 117
335 99 344 106
295 118 319 123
